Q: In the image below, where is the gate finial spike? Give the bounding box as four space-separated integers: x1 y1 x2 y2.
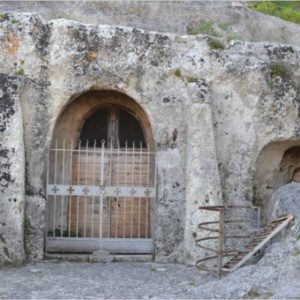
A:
86 139 89 147
94 139 97 147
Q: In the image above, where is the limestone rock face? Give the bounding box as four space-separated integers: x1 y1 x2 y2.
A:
1 2 300 47
0 76 25 264
0 11 300 264
268 183 300 234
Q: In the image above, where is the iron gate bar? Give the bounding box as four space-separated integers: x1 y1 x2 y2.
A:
45 139 156 253
99 141 105 249
123 141 127 238
68 139 74 238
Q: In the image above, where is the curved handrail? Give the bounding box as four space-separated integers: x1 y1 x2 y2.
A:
195 254 234 275
196 235 252 254
195 205 261 278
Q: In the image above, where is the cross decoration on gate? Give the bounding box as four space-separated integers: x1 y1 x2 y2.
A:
100 185 106 195
83 187 90 195
52 186 59 194
144 188 151 197
68 186 75 195
114 188 121 196
130 188 137 196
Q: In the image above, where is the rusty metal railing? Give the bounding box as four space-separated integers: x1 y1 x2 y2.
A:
195 205 261 279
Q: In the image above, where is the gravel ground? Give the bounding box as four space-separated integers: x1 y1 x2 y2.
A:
0 261 213 299
0 250 300 300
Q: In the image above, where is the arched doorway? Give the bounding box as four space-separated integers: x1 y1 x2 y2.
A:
45 91 156 253
254 142 300 224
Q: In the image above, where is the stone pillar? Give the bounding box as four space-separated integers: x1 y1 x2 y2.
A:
0 76 26 265
184 80 223 264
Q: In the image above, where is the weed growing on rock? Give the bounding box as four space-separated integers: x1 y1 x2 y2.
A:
174 69 182 78
14 68 24 76
270 63 289 78
293 249 299 256
187 22 220 37
11 18 19 24
209 38 225 50
192 232 197 238
0 13 7 20
218 21 235 31
187 28 201 35
187 77 198 83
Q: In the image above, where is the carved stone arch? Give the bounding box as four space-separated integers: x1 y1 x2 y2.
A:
52 90 155 151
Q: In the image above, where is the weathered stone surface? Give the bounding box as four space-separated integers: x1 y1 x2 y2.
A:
268 183 300 234
0 75 25 264
24 195 46 261
1 2 300 47
89 250 113 263
184 80 222 264
1 11 300 265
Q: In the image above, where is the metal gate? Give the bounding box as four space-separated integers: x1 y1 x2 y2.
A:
45 140 156 253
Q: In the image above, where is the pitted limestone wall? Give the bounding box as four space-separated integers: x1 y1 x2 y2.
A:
0 76 25 264
1 12 300 264
2 2 300 47
184 80 223 264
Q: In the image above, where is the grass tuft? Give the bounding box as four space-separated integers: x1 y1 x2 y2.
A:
187 21 220 37
174 69 182 78
218 21 235 31
249 1 300 25
187 77 198 83
270 63 289 78
209 38 225 50
14 68 24 76
0 13 8 20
